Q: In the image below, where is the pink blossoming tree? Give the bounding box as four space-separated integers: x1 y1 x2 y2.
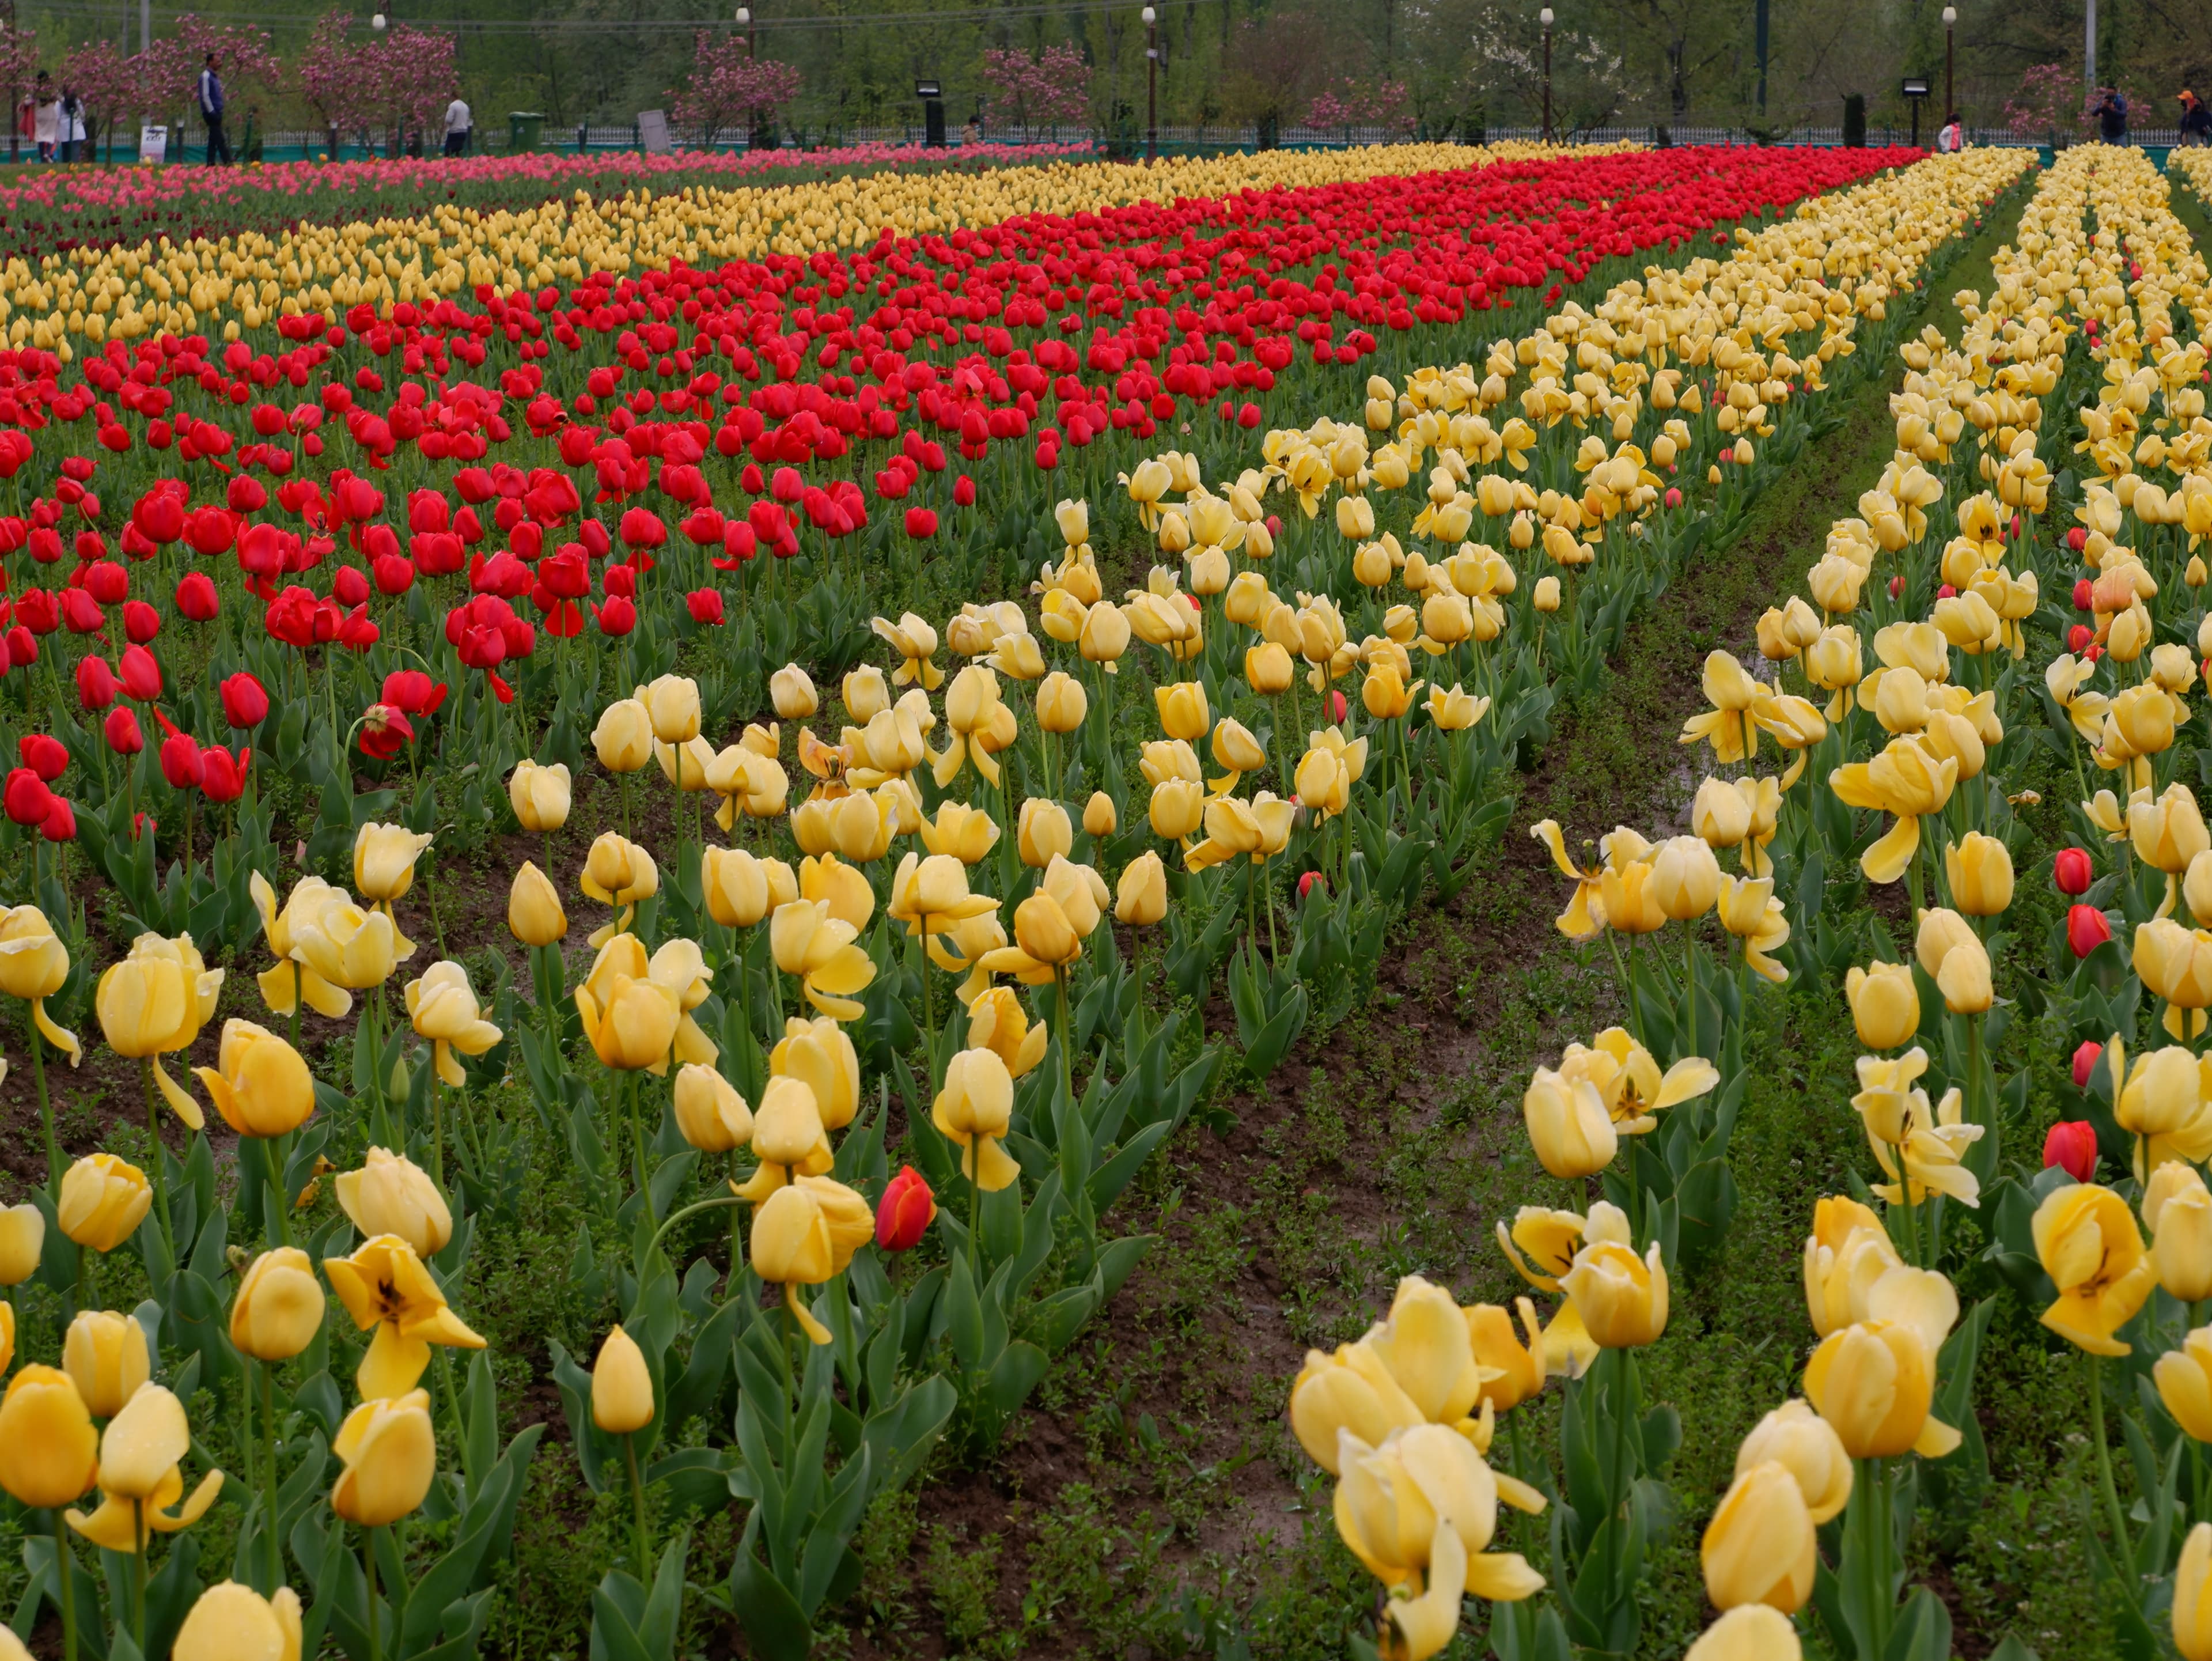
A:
669 34 803 147
979 46 1089 138
59 37 146 162
1306 78 1413 132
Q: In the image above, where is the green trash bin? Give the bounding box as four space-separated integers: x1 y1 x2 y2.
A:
507 111 546 153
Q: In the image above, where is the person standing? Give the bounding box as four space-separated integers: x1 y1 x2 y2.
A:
2094 86 2129 143
2181 89 2212 145
59 86 84 161
1935 111 1965 152
198 52 231 166
32 73 58 162
442 93 472 156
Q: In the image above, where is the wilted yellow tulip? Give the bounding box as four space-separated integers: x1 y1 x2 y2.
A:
331 1390 437 1527
58 1153 151 1253
323 1234 486 1399
750 1174 873 1343
873 612 945 690
507 861 568 947
507 758 572 833
1701 1461 1815 1613
192 1018 314 1138
592 1325 655 1435
2033 1181 2157 1355
1828 737 1957 885
229 1247 325 1363
1333 1424 1545 1636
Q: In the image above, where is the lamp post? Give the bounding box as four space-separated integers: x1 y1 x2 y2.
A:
737 6 753 56
1942 6 1956 129
1539 6 1552 143
1142 5 1157 161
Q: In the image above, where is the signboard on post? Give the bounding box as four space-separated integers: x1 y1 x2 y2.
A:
637 109 672 154
138 124 166 164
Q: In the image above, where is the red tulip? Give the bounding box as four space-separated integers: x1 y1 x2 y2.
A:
874 1166 936 1251
76 656 116 711
2067 526 2088 552
3 768 50 826
5 627 35 668
175 572 220 622
2072 1039 2106 1089
159 731 204 791
122 600 161 644
199 744 249 804
221 672 271 729
17 735 66 782
2072 578 2093 611
2054 847 2093 895
332 563 372 607
593 595 637 637
105 707 144 755
60 589 104 635
685 588 726 626
2067 903 2113 959
39 795 75 843
119 644 162 702
904 507 938 539
358 704 415 760
2044 1119 2097 1182
81 559 128 606
2069 623 2094 654
381 670 448 718
16 591 56 636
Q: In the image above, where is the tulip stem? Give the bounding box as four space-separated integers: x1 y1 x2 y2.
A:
628 1072 654 1227
139 1058 175 1265
364 1524 381 1661
261 1361 283 1590
289 962 302 1055
268 1129 291 1248
642 1193 747 1271
624 1431 652 1584
130 1499 147 1651
2088 1353 2133 1565
1681 929 1697 1059
28 1016 56 1195
429 1074 444 1189
52 1510 75 1661
1054 965 1074 1109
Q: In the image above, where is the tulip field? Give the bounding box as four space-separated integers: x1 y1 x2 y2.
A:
1 122 2206 1660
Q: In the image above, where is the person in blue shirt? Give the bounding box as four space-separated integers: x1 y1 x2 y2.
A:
198 53 232 165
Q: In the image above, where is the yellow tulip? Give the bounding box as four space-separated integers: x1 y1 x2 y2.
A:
174 1581 304 1661
1116 850 1169 926
0 903 79 1059
593 697 654 773
591 1325 656 1434
1802 1197 1902 1337
750 1175 874 1343
1944 833 2014 916
1701 1461 1815 1613
1828 737 1957 884
770 663 819 718
63 1308 150 1417
353 821 434 906
331 1390 437 1527
1558 1239 1669 1348
323 1234 486 1399
335 1145 452 1258
1685 1605 1803 1661
2179 1522 2212 1661
932 1046 1020 1190
918 801 1000 865
58 1153 151 1253
66 1383 224 1552
1522 1063 1618 1179
1035 671 1088 733
0 1201 43 1284
1844 961 1920 1049
194 1018 315 1137
636 674 702 744
1083 790 1118 837
1466 1299 1547 1412
229 1248 326 1363
1734 1399 1853 1524
579 833 660 946
291 898 404 992
507 861 569 947
1018 799 1074 868
96 931 224 1128
673 1063 752 1153
768 899 878 1021
507 758 572 833
2157 1327 2212 1441
0 1365 98 1508
1334 1424 1545 1634
2032 1181 2157 1355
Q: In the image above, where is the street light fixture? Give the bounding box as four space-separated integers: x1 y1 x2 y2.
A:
370 11 387 27
737 6 754 56
1942 5 1956 128
1142 4 1157 161
1539 7 1553 143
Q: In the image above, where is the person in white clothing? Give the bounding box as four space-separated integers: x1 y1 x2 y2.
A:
59 88 84 161
31 73 57 161
1934 112 1965 153
442 96 472 156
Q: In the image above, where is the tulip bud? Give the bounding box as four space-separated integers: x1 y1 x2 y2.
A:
0 1364 98 1508
508 861 568 947
335 1146 453 1258
229 1247 327 1361
1701 1461 1816 1614
875 1166 936 1251
0 1202 43 1284
2054 846 2094 895
507 758 572 833
673 1063 752 1153
63 1308 150 1417
57 1152 151 1253
1650 835 1721 921
1035 671 1088 733
1533 575 1561 613
331 1391 437 1526
591 1325 656 1434
1944 833 2013 917
770 664 818 719
2151 1165 2212 1303
1843 962 1919 1050
592 698 654 774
